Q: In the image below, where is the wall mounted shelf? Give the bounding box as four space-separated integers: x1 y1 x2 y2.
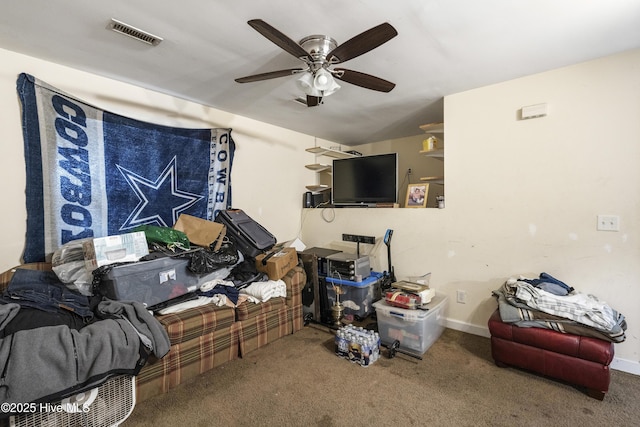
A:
305 184 330 192
420 149 444 159
305 146 355 159
418 122 445 207
420 176 444 185
419 122 444 134
305 146 355 193
305 163 332 173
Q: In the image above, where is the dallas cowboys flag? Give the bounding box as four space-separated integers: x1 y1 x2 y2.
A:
17 73 234 263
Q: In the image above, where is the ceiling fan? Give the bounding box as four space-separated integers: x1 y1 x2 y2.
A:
234 19 398 107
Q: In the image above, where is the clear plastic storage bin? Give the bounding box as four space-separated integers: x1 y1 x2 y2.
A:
373 293 448 355
325 272 382 319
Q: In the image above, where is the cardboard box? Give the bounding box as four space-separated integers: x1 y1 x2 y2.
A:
173 213 226 250
83 231 149 270
255 247 299 280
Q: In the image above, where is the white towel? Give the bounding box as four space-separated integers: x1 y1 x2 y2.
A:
240 279 287 303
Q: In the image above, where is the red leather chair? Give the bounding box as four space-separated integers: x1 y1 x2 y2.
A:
488 309 614 400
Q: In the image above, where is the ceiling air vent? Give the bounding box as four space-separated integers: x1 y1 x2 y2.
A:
293 97 308 106
108 18 163 46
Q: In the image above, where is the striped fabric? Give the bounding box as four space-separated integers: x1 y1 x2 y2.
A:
136 323 240 402
289 304 304 334
282 265 305 332
237 305 291 357
235 297 286 321
157 304 236 346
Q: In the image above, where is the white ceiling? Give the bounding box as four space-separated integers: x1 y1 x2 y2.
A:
1 0 639 145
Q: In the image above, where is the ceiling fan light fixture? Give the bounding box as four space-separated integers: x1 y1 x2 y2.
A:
316 72 341 96
314 72 330 88
296 72 321 96
296 69 340 98
313 68 336 90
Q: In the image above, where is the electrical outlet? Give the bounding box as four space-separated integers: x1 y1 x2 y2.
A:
407 168 412 175
457 290 467 304
597 215 620 231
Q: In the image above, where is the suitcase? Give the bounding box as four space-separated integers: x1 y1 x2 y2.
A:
214 209 276 258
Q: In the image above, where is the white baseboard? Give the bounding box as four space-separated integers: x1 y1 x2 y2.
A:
445 318 491 338
445 318 640 376
610 357 640 376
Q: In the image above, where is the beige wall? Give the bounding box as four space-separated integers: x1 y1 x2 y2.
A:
301 49 640 373
0 47 319 271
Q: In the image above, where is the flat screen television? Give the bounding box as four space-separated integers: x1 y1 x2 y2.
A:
331 153 398 206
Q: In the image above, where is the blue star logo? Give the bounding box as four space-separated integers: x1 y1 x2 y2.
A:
117 156 203 229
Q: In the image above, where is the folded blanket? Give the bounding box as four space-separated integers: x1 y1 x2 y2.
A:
240 279 287 303
493 280 626 343
505 278 618 331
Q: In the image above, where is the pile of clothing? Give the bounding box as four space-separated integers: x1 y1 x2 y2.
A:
0 269 170 407
492 272 626 343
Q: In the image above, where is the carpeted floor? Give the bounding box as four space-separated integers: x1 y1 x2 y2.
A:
123 325 640 426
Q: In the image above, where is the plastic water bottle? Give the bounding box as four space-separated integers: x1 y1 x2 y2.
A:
341 332 349 358
334 329 345 358
361 338 371 367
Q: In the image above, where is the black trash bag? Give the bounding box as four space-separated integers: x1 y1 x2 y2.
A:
211 239 240 265
187 240 240 275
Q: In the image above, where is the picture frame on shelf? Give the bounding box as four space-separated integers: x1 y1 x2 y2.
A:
405 183 429 208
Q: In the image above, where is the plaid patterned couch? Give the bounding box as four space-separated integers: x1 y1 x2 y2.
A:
0 261 306 403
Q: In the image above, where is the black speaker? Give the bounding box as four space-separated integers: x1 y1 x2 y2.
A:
303 191 312 208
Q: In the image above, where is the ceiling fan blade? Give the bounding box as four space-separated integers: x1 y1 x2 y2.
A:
235 68 304 83
306 95 322 107
326 23 397 64
333 68 395 92
247 19 312 61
